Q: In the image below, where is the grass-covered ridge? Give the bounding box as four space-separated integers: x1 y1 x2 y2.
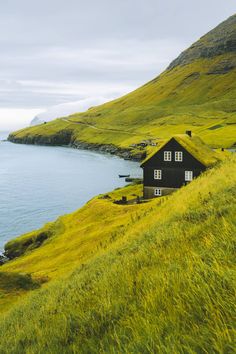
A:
9 14 236 154
0 155 235 353
9 54 236 152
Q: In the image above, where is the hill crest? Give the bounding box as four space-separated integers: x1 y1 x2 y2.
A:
168 14 236 69
8 14 236 156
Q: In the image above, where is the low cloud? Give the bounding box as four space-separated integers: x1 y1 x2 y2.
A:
0 39 186 109
0 108 44 130
31 97 113 125
0 0 235 129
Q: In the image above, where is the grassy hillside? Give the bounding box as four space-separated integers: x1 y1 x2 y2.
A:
8 15 236 155
0 155 235 353
0 183 146 312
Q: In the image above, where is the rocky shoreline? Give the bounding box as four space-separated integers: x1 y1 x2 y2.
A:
8 131 146 161
70 141 145 161
0 254 8 265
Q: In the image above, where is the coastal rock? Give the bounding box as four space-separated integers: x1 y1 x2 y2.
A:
8 132 144 161
9 130 146 161
0 255 8 265
8 129 73 146
4 230 53 260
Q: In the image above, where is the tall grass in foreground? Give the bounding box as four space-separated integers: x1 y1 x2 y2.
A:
0 157 235 353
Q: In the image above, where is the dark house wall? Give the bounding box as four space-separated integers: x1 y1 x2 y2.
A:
142 138 206 189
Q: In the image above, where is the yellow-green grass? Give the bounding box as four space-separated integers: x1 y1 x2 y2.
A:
0 272 41 313
0 155 235 352
9 54 236 153
0 183 146 311
3 183 144 277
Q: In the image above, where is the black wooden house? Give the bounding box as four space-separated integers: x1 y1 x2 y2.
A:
141 132 221 199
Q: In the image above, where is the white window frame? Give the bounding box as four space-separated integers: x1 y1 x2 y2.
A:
164 151 172 161
154 169 162 180
175 151 183 162
154 188 162 196
185 171 193 181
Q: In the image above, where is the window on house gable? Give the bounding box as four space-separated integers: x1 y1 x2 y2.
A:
154 170 162 180
164 151 172 161
185 171 193 181
175 151 183 162
154 188 162 196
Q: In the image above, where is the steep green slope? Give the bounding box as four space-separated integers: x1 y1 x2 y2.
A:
0 155 235 353
0 183 145 312
9 15 236 155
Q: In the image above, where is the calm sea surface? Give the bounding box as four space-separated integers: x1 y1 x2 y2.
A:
0 132 141 252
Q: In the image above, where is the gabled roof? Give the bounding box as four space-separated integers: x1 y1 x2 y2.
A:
141 134 222 167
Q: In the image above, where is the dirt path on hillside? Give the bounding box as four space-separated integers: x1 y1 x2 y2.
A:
61 118 141 136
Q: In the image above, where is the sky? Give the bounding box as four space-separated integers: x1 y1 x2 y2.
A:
0 0 235 130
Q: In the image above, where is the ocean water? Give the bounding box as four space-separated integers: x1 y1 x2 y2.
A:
0 132 141 252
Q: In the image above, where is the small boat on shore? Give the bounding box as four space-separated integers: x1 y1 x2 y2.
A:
119 174 130 178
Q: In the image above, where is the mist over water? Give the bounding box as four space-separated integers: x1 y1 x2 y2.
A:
0 132 141 252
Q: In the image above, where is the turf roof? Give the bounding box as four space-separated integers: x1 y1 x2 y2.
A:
141 134 223 167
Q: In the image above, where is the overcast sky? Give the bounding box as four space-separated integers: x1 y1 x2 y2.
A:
0 0 235 130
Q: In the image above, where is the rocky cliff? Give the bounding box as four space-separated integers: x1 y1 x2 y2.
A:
168 14 236 69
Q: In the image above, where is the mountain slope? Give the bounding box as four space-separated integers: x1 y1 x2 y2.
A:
0 155 235 353
9 15 236 154
168 14 236 69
